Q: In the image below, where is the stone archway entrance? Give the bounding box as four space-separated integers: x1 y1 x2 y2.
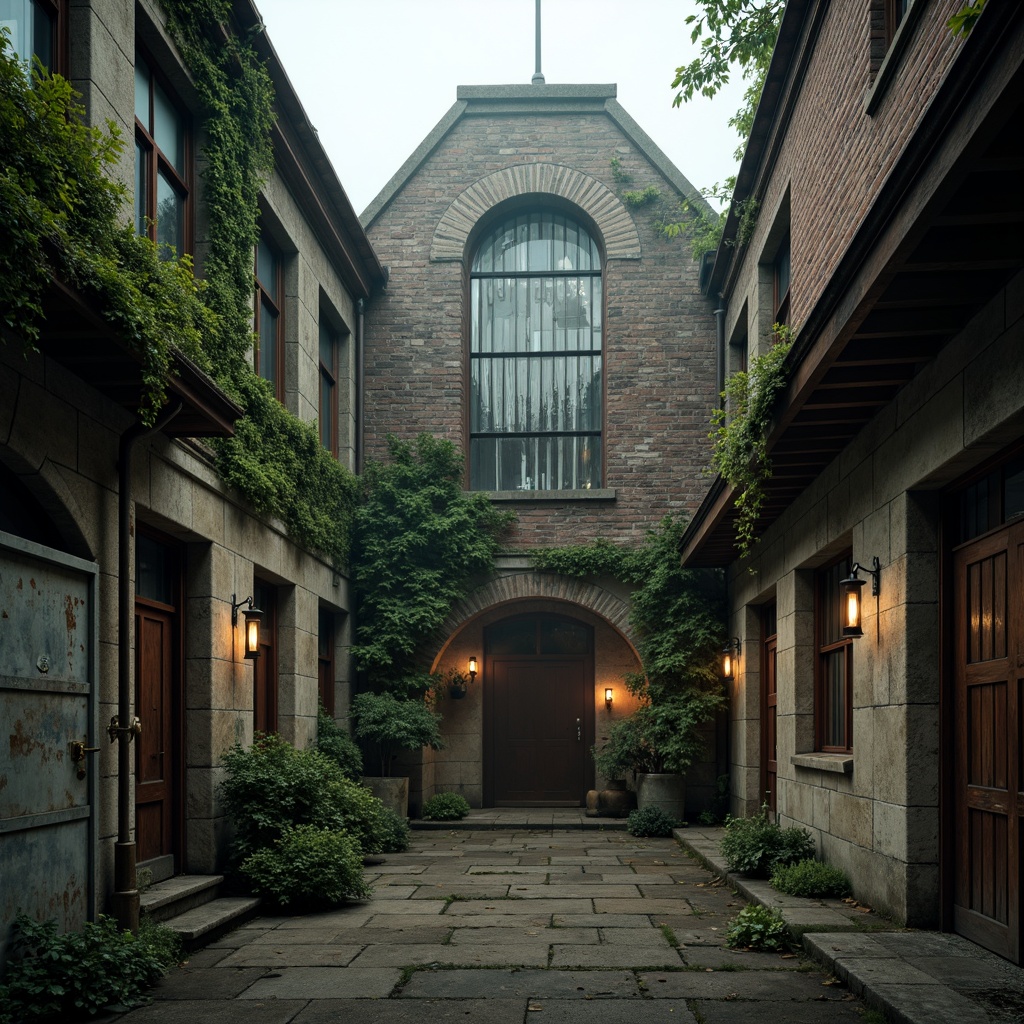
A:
484 613 594 806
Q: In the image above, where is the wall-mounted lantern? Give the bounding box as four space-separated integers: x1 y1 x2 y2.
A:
604 687 614 711
840 556 880 638
468 656 478 683
231 594 263 659
722 638 741 680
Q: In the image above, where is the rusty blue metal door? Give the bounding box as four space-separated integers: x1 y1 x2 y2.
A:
0 530 98 967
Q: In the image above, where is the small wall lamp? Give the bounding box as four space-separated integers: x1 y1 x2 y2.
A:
722 638 741 680
604 687 614 710
840 557 880 638
231 594 264 659
468 656 478 682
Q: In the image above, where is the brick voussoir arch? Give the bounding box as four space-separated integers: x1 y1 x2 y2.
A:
433 571 640 658
430 163 642 262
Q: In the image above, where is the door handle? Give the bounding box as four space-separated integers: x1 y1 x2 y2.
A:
69 739 100 780
576 717 581 742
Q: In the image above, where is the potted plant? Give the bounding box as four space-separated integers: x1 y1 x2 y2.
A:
593 681 724 821
351 690 444 818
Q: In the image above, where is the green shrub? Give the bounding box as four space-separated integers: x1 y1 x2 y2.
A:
220 733 349 863
719 809 815 876
725 904 791 951
770 858 852 898
422 792 471 821
627 805 677 838
316 704 363 781
371 804 411 853
240 825 371 909
0 913 180 1019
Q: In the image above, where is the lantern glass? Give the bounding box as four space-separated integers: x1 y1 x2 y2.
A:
244 607 263 658
604 687 613 708
840 576 865 637
468 656 478 677
722 650 734 679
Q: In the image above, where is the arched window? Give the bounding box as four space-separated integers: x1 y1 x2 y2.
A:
470 211 602 491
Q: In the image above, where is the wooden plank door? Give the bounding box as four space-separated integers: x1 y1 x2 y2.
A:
953 522 1023 963
135 603 175 865
491 658 589 805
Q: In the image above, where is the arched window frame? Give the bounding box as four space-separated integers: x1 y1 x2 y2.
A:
468 209 603 493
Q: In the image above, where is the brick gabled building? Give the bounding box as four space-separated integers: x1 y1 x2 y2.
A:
361 85 722 813
680 1 1024 960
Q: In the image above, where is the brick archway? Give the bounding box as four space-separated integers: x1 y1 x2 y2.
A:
429 163 642 262
434 571 638 658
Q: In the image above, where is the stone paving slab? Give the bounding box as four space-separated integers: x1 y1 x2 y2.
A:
238 966 401 999
501 883 642 898
516 1000 699 1024
593 897 692 914
444 898 594 916
863 982 1000 1024
549 943 683 968
351 941 550 968
243 927 349 945
216 944 364 968
695 1002 867 1023
638 968 853 1001
553 913 654 928
447 925 598 944
398 967 641 999
111 1001 307 1023
289 998 528 1024
151 966 269 1000
598 926 671 946
361 899 447 914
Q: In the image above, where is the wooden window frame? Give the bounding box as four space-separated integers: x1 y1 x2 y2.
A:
134 47 191 255
254 235 285 401
815 554 854 753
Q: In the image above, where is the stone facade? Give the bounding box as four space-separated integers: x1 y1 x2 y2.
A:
0 0 384 941
680 0 1024 955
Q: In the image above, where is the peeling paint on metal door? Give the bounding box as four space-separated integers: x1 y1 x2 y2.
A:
0 530 98 968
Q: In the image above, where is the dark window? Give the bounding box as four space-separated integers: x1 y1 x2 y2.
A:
773 231 791 327
255 235 283 399
816 554 853 753
318 608 335 715
134 50 188 257
319 319 338 456
252 581 277 734
959 452 1024 542
885 0 911 46
0 0 63 72
469 211 602 492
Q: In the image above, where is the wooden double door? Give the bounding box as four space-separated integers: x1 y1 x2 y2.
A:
953 520 1024 963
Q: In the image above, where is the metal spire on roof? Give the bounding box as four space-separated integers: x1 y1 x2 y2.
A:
532 0 545 84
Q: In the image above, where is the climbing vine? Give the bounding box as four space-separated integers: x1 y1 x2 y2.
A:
709 324 793 558
349 434 515 695
157 0 359 563
0 39 213 425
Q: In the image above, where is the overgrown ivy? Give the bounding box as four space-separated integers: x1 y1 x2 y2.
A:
709 324 793 558
350 434 515 694
531 516 724 696
0 40 214 425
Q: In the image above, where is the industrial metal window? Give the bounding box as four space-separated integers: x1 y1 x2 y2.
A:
469 211 602 492
816 554 854 753
134 50 189 257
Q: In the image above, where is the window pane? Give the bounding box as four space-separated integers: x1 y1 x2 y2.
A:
156 169 183 255
136 533 173 604
134 53 150 125
539 619 589 655
134 139 148 235
0 0 52 65
259 297 278 385
822 648 847 748
319 370 333 450
487 618 536 656
153 77 184 174
257 238 278 302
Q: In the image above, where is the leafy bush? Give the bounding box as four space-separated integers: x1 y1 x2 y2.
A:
771 858 852 898
220 733 402 865
316 704 363 780
240 825 371 909
371 804 411 853
351 691 444 777
0 913 179 1019
725 904 791 951
422 792 471 821
719 809 815 877
627 805 677 837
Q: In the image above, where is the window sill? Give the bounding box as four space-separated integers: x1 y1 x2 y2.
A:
791 753 853 775
484 488 616 502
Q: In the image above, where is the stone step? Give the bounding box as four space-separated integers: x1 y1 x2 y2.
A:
140 874 225 923
158 896 261 946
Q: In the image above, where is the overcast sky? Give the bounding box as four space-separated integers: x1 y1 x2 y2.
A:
253 0 749 218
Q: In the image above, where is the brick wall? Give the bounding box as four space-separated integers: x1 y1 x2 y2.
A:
363 107 718 549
